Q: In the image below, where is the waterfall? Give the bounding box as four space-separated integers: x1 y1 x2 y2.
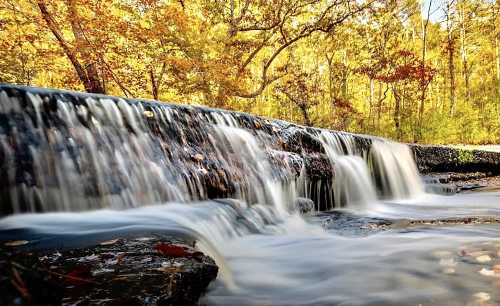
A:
0 85 424 215
368 140 424 199
318 131 377 208
0 91 193 213
316 131 425 208
210 126 296 215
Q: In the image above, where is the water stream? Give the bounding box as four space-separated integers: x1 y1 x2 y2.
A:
0 86 499 305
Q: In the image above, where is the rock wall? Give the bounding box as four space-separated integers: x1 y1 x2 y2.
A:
410 144 500 174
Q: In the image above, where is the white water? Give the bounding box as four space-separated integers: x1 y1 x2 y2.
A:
2 191 500 305
369 140 424 199
211 126 296 215
318 131 376 209
316 133 425 206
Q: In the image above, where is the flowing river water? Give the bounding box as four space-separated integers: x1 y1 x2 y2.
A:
0 86 499 305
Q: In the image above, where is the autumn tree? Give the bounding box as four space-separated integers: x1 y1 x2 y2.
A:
0 0 497 144
274 63 322 126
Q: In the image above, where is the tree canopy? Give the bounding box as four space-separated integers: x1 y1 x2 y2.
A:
0 0 498 144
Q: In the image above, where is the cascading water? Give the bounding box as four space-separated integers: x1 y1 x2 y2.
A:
317 131 377 209
1 85 499 306
210 126 296 215
369 139 424 199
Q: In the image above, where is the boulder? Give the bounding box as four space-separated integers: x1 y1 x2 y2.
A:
0 236 218 306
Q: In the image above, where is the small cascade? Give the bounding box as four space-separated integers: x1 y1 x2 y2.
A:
0 91 191 213
368 140 424 199
318 130 357 157
318 131 377 209
0 85 302 215
333 156 377 208
0 85 425 215
210 126 297 215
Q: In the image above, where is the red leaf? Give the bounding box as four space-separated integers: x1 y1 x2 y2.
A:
154 243 202 258
65 265 93 286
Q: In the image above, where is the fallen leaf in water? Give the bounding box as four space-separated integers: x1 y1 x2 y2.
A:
66 265 93 286
155 243 192 257
4 240 29 247
11 267 29 299
479 268 496 277
100 239 120 246
156 266 184 273
154 243 202 258
493 265 500 273
473 292 490 301
476 255 492 263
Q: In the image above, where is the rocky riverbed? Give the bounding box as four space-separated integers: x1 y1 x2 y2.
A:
424 172 500 194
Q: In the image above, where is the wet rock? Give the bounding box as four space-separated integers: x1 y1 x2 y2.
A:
303 154 333 180
424 172 500 194
267 150 304 177
410 145 500 174
0 236 218 306
282 128 325 154
4 240 29 246
295 197 315 214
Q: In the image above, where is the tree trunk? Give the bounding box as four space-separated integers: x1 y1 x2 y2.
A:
150 69 159 100
393 86 402 141
459 2 470 100
299 104 312 127
37 0 105 94
446 0 456 116
66 0 105 94
368 78 374 128
496 36 500 98
448 43 456 115
417 0 432 142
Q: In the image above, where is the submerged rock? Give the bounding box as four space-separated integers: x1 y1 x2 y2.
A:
294 197 315 215
0 236 218 306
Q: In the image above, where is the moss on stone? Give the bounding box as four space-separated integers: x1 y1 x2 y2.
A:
456 149 474 164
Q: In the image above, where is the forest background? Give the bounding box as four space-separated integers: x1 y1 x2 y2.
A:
1 0 499 144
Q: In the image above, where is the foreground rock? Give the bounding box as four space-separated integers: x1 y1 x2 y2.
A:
0 236 218 306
